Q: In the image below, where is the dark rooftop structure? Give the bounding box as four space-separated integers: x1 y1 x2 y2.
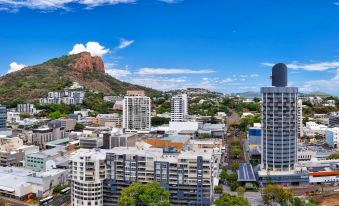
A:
237 163 256 182
272 63 287 87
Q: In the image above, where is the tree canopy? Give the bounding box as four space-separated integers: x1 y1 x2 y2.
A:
118 182 170 206
214 193 249 206
262 184 293 205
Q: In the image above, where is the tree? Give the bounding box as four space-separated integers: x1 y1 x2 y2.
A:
219 169 228 180
230 162 239 172
214 185 223 194
49 110 62 119
74 122 85 131
214 193 249 206
236 186 245 197
151 117 170 126
262 184 293 205
118 182 170 206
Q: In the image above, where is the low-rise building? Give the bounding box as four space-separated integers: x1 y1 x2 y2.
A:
304 122 328 137
0 167 68 200
39 90 85 105
17 104 37 114
28 124 66 148
7 112 20 123
96 113 122 128
326 127 339 148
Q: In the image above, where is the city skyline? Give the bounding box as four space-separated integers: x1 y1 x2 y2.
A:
1 0 339 95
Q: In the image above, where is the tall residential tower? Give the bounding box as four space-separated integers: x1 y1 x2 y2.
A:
261 63 298 172
171 94 188 122
123 90 151 132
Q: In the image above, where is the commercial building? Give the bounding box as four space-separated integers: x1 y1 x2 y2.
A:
303 122 328 137
170 94 188 122
96 113 122 128
17 104 37 114
0 167 68 200
326 127 339 148
28 124 66 148
123 90 151 132
329 112 339 128
24 146 68 172
79 136 103 149
197 123 226 139
69 149 106 206
39 90 85 105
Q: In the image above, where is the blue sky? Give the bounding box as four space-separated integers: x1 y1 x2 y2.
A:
0 0 339 95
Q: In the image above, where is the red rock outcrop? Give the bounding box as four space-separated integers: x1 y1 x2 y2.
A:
71 52 105 74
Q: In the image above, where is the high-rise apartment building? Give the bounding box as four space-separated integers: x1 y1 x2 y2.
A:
261 63 298 172
123 90 151 132
70 147 217 206
170 94 188 122
69 149 106 206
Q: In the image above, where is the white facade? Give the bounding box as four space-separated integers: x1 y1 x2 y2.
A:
169 121 200 132
17 104 37 114
326 127 339 148
304 122 328 137
69 149 106 206
123 95 151 132
298 99 303 137
39 90 85 105
170 94 188 122
7 112 20 123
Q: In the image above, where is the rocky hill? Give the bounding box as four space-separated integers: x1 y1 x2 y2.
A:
0 52 161 106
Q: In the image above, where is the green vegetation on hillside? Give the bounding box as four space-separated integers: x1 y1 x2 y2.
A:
0 53 161 106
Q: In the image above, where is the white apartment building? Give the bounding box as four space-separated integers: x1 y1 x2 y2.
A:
39 90 85 105
69 146 218 206
123 92 151 132
69 149 106 206
17 104 37 114
170 94 188 122
326 127 339 148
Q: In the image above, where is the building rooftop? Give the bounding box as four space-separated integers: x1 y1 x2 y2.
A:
237 163 256 182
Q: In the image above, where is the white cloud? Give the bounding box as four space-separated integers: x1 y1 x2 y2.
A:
117 38 134 49
106 69 131 77
138 68 215 75
69 42 109 57
7 62 27 74
250 74 259 78
158 0 182 3
0 0 136 11
262 61 339 71
334 2 339 6
300 68 339 94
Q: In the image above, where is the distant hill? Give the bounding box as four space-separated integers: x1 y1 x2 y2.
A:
0 52 161 106
233 91 261 98
303 91 334 97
